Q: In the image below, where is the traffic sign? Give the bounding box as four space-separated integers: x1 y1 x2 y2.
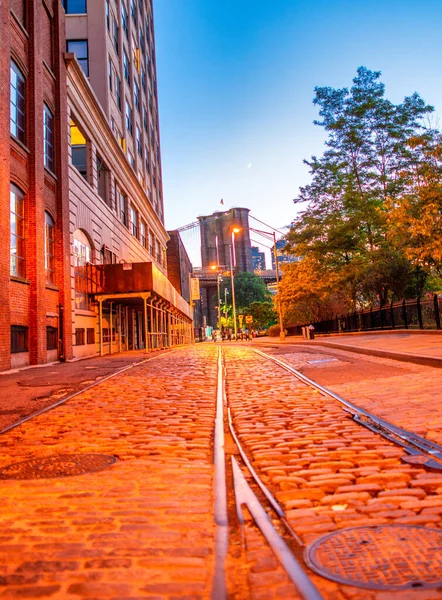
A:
238 314 244 323
245 315 253 323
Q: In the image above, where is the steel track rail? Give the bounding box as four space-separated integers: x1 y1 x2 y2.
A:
0 350 175 436
213 347 324 600
253 348 442 471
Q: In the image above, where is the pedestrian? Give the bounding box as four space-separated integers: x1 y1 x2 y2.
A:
212 329 217 343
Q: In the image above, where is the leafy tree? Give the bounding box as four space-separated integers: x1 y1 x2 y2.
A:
220 272 270 312
247 301 277 329
285 67 434 317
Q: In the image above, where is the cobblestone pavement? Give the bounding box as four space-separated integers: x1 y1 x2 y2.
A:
0 346 218 599
262 344 442 445
224 345 442 600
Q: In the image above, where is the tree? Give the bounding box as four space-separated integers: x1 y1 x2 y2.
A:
220 272 270 313
285 67 435 313
248 301 277 329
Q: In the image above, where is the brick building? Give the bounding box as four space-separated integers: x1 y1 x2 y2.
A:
1 0 72 371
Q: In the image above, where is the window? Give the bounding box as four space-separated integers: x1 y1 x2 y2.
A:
96 154 108 204
145 146 150 174
87 327 95 344
75 328 85 345
105 0 110 30
11 326 28 353
123 50 130 83
148 230 154 255
141 68 146 92
130 0 136 22
45 212 55 285
143 106 148 131
121 2 128 39
67 40 88 76
115 74 121 110
134 81 140 112
136 125 142 156
140 221 146 247
150 125 154 146
70 119 87 179
139 30 145 55
125 100 132 135
156 239 161 263
128 151 135 169
10 184 25 278
10 61 25 143
108 57 113 91
119 192 127 226
130 205 137 237
47 326 58 350
113 19 119 55
63 0 87 14
73 230 92 310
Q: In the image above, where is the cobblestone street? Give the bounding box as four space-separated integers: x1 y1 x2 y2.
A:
0 339 442 599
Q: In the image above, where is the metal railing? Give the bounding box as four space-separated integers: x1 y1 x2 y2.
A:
287 294 442 336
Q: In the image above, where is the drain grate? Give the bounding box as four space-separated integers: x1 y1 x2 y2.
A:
0 454 117 480
304 525 442 590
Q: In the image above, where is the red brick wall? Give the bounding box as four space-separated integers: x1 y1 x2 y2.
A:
0 1 71 372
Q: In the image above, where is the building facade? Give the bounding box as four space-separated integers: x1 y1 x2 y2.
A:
1 0 72 372
271 239 299 270
251 246 266 271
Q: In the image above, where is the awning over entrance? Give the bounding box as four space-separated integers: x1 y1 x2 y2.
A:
89 262 193 355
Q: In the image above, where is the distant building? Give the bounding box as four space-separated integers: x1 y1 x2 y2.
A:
252 246 266 271
271 240 299 270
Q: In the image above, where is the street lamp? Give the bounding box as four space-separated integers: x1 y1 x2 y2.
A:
230 227 241 339
210 264 221 329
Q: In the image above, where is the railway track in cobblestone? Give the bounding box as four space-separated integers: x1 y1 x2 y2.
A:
216 345 442 599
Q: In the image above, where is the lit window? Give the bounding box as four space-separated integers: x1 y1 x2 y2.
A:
70 118 87 179
45 212 55 285
10 184 25 278
43 104 54 171
10 61 26 143
67 40 88 76
63 0 86 14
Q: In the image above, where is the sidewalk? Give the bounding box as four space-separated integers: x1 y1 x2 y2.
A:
253 331 442 368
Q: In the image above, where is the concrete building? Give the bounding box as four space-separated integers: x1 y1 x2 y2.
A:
252 246 266 271
1 0 72 371
271 239 299 270
65 0 192 358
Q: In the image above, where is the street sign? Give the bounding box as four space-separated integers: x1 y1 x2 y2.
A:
245 315 253 323
190 277 200 301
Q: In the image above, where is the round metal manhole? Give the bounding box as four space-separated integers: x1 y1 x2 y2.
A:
0 454 117 480
304 525 442 590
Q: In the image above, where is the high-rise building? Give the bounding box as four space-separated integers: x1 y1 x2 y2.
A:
251 246 266 271
1 0 72 372
64 0 164 222
64 0 193 357
271 239 299 270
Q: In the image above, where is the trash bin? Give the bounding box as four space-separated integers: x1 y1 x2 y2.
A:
308 325 315 340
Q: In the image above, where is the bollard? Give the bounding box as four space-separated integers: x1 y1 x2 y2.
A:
308 325 315 340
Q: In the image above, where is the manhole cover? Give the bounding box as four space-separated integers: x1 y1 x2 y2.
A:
0 454 117 480
304 525 442 590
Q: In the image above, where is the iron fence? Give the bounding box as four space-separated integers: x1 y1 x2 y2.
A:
287 294 442 336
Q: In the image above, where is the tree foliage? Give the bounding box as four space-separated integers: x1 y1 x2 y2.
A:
221 272 270 313
283 67 438 324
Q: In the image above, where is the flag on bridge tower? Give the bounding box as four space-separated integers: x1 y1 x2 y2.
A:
220 199 224 205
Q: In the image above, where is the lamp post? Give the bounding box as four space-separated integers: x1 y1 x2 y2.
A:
230 227 241 339
249 227 285 341
210 265 221 329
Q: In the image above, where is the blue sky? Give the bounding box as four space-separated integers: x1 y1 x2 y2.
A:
154 0 442 266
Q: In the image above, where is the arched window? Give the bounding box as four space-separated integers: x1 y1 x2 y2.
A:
10 184 26 278
45 212 55 285
73 230 92 310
